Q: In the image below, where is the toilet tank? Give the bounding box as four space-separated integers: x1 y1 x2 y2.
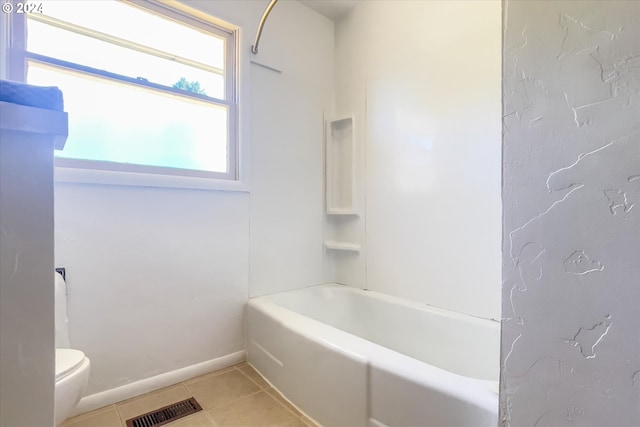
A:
54 272 71 348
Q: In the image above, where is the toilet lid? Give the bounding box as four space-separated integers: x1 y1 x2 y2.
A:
55 348 85 380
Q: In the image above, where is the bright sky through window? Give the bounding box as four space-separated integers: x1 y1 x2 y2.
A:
39 1 225 70
22 0 236 178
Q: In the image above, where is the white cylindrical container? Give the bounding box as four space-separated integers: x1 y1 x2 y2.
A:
54 272 71 348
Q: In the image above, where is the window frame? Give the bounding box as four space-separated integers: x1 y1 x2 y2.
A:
7 0 242 186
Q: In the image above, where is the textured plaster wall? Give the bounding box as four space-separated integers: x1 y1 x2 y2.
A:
501 1 640 426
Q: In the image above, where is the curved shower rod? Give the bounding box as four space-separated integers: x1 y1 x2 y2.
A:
251 0 279 55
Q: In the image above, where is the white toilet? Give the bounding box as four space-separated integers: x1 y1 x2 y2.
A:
55 272 91 426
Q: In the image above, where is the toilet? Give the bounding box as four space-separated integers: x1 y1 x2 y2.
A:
55 272 91 426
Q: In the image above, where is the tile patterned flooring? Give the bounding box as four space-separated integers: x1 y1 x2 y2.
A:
61 363 320 427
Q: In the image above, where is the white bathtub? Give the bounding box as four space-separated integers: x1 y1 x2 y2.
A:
247 283 499 427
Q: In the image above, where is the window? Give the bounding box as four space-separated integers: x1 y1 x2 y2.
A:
9 0 238 182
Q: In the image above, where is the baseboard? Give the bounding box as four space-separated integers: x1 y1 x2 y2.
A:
72 350 246 416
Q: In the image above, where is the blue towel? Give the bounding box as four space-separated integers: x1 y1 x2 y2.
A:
0 79 64 111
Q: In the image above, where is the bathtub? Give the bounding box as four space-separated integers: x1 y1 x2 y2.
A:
247 283 499 427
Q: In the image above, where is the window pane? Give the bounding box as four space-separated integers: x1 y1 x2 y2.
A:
38 0 225 70
28 62 229 174
27 19 224 99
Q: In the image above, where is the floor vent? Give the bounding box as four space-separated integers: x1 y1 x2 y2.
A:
125 397 202 427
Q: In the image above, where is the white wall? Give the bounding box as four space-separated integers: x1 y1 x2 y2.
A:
248 0 334 297
0 12 8 79
54 0 333 396
1 125 57 426
55 185 250 395
501 1 640 426
332 1 502 320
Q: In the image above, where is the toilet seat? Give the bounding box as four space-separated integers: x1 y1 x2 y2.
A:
55 349 86 381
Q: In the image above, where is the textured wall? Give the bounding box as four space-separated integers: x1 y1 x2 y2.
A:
501 1 640 426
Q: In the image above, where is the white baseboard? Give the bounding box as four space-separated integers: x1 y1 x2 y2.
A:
72 350 246 416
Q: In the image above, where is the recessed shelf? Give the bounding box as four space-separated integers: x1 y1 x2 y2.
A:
326 210 359 217
326 116 355 215
324 240 361 252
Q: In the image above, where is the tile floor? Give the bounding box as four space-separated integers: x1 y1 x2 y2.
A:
61 363 320 427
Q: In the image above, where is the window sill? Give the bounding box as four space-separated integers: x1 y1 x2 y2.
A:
54 166 250 192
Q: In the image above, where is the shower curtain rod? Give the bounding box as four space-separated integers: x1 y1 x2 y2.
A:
251 0 279 55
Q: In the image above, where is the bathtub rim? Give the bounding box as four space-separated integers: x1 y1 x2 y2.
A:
247 283 499 416
255 282 500 328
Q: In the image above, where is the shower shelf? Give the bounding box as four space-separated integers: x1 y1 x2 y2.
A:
326 210 359 217
324 240 361 253
326 115 356 215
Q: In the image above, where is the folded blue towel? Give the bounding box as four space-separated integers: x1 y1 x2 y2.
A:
0 79 64 111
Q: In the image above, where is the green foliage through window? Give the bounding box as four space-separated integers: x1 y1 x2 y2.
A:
173 77 206 95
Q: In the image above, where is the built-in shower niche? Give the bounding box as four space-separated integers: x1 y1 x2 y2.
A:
325 116 356 215
324 115 360 254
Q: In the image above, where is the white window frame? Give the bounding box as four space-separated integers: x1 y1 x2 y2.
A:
6 0 244 191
